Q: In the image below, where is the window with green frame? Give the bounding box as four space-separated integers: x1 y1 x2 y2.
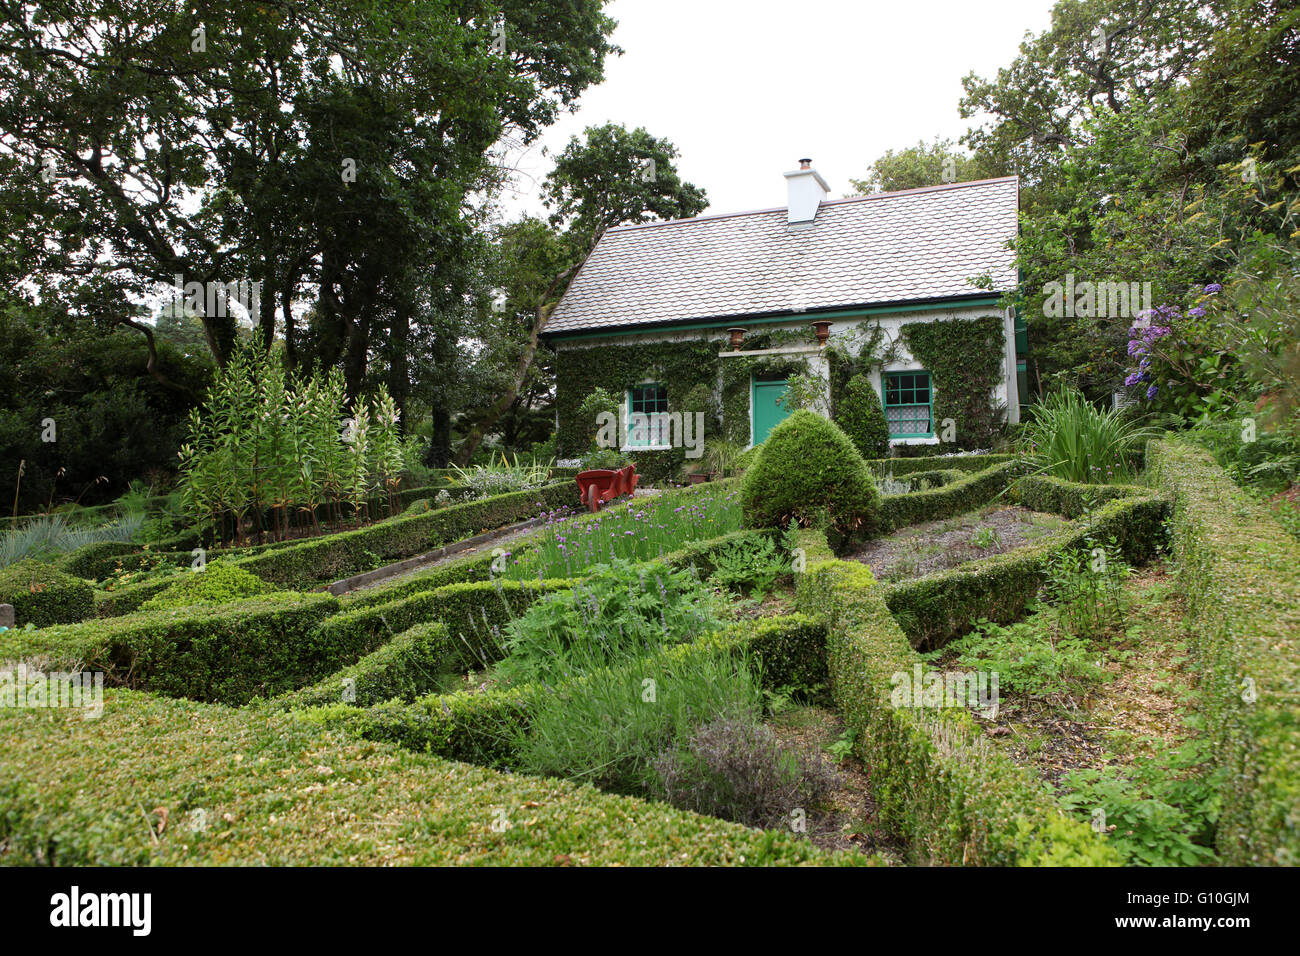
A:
882 371 933 438
626 382 669 447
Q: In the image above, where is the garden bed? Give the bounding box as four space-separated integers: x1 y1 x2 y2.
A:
846 505 1068 583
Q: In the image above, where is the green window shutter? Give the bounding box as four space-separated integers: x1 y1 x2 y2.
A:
882 371 933 438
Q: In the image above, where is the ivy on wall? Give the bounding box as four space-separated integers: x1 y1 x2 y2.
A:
553 337 720 458
901 315 1006 450
554 327 821 459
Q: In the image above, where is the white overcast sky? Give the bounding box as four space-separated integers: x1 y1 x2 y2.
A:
498 0 1057 220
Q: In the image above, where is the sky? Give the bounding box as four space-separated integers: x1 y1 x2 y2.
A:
498 0 1058 220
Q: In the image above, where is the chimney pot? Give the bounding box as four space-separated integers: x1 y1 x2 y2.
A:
799 158 811 170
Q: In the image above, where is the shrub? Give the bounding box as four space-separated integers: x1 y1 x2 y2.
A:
833 373 890 459
740 411 880 535
707 534 791 596
1018 387 1157 483
0 513 142 570
793 531 1119 865
0 559 94 628
494 559 720 686
654 716 839 829
510 643 763 796
1147 438 1300 865
140 560 279 611
405 498 432 515
0 594 341 704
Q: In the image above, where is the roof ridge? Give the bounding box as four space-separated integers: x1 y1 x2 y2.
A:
605 175 1019 234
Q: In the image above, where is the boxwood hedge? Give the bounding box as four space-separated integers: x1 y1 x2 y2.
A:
1148 438 1300 866
0 594 341 705
792 529 1119 866
0 688 858 866
0 560 95 628
875 461 1023 535
885 484 1168 648
305 614 829 769
864 453 1017 477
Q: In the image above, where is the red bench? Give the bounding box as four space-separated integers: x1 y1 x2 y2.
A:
575 464 639 512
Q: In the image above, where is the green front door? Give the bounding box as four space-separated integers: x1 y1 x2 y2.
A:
752 377 792 445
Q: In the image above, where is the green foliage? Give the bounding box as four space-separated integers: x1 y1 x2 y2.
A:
793 538 1118 865
140 561 279 611
447 450 554 500
542 123 709 256
494 559 721 686
578 446 630 471
740 411 881 535
653 715 840 829
1147 439 1300 864
901 316 1006 450
1057 741 1221 867
0 513 143 570
848 137 986 194
511 643 761 797
574 387 620 450
0 594 342 705
1044 536 1131 640
179 340 405 544
0 687 847 866
274 621 455 709
833 373 890 459
885 482 1167 647
942 617 1108 698
501 481 740 581
876 461 1022 534
707 535 789 596
0 559 94 628
1018 387 1157 483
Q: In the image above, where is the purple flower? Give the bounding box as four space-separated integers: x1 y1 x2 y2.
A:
1188 306 1206 318
1124 371 1143 387
1127 339 1146 356
1204 283 1222 294
1146 384 1159 400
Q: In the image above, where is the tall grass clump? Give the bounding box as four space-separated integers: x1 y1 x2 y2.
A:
509 644 763 796
0 512 143 569
447 451 555 500
1019 388 1158 483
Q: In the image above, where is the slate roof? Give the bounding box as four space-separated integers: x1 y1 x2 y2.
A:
543 176 1018 336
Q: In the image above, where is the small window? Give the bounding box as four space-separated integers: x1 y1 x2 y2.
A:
627 383 669 447
882 372 932 438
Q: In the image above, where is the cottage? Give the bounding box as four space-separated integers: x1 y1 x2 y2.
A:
542 160 1026 476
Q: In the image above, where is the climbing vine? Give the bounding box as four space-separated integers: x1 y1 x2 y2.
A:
901 315 1006 450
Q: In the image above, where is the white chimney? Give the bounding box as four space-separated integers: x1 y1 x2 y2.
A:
784 158 829 227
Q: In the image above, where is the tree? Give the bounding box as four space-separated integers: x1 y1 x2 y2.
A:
848 138 984 195
0 0 618 400
454 123 708 463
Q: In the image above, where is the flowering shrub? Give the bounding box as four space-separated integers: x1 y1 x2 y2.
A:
1121 286 1244 419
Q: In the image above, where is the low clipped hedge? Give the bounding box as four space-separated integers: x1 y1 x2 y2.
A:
793 529 1119 866
305 614 829 768
885 484 1168 648
1148 439 1300 866
864 453 1016 477
0 594 342 705
273 620 455 709
875 460 1023 535
0 560 95 628
1008 473 1136 520
0 687 853 865
313 578 572 673
140 561 278 611
53 541 139 579
234 481 574 589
